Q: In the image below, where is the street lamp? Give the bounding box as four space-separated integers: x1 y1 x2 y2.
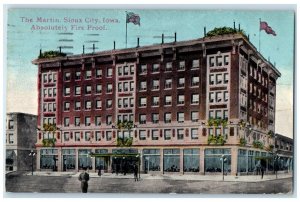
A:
29 150 36 175
220 155 227 181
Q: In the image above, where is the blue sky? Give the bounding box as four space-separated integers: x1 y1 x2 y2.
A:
6 9 294 137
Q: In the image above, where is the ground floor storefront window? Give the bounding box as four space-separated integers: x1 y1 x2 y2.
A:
183 149 200 172
6 149 16 171
95 149 109 171
62 149 75 170
78 149 92 170
40 149 58 170
143 149 160 172
163 149 180 172
204 148 231 173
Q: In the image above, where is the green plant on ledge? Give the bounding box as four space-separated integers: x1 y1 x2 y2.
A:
42 138 56 147
239 137 247 147
38 50 67 59
207 118 228 127
253 140 264 149
267 130 275 138
238 119 246 129
116 120 134 130
206 26 247 37
43 123 57 132
208 135 226 146
117 137 133 147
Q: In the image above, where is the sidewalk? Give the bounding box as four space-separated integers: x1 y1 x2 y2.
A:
25 171 292 182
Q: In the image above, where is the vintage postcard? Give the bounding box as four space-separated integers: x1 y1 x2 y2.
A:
4 6 295 196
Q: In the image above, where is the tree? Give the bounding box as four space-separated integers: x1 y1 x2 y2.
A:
206 27 247 37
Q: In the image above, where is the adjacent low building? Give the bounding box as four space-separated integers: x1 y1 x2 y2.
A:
32 33 291 175
6 113 37 172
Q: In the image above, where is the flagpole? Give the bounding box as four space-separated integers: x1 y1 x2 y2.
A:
259 18 261 52
125 11 128 48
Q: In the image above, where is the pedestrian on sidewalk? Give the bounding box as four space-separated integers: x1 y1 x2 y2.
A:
78 167 90 193
133 164 138 182
261 166 265 179
98 165 102 177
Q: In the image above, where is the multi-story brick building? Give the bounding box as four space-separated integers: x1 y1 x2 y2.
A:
6 113 37 171
32 33 286 175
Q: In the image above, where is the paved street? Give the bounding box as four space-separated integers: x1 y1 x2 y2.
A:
5 171 293 195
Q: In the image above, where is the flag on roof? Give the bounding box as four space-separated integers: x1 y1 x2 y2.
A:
260 21 276 36
126 12 140 26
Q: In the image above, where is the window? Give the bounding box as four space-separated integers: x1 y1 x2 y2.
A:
64 117 70 127
191 128 198 139
75 117 80 126
75 86 81 95
49 74 53 82
85 117 91 126
165 79 172 89
106 99 112 108
224 73 229 84
96 100 102 109
130 81 134 91
216 110 222 119
85 100 91 110
64 102 70 111
64 132 70 141
75 71 81 80
224 55 229 65
85 70 92 79
53 88 56 96
152 96 159 106
216 74 222 84
191 111 199 122
209 74 215 85
177 94 185 105
9 134 14 144
85 132 91 141
209 110 214 118
166 62 172 71
130 98 134 107
224 91 229 102
43 74 47 83
118 83 122 92
107 67 112 77
191 76 199 86
216 56 222 66
43 89 47 97
124 66 129 75
43 104 47 112
139 130 146 140
123 98 129 108
152 79 159 90
118 66 122 76
165 95 172 105
64 72 71 81
123 82 129 91
75 132 80 141
53 73 57 82
107 83 113 93
140 97 147 107
179 61 185 70
95 116 101 126
178 77 185 88
96 69 102 78
209 57 215 67
48 88 52 97
177 129 184 140
95 131 101 141
140 81 147 91
140 65 147 74
139 114 146 124
64 87 70 96
164 129 172 140
96 84 102 94
164 113 171 123
75 101 81 110
85 85 92 94
152 113 159 124
216 92 222 102
191 94 199 104
106 115 112 125
130 65 135 75
106 131 112 141
152 130 159 140
192 59 200 69
48 103 53 112
152 64 159 73
209 92 214 103
177 112 184 123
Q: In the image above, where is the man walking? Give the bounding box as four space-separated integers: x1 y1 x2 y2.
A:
78 167 90 193
133 164 138 182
